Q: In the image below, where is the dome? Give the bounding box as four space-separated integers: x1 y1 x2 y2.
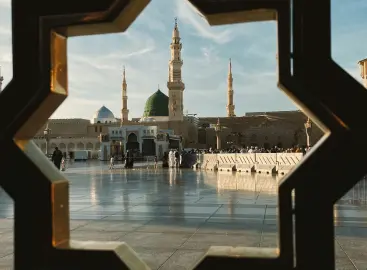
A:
143 89 169 117
94 106 115 119
91 105 117 124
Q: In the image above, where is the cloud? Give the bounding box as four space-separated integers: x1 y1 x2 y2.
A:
0 0 9 8
175 0 234 44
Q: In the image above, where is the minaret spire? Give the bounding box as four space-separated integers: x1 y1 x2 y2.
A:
0 65 4 92
167 17 185 121
226 58 236 117
121 66 129 125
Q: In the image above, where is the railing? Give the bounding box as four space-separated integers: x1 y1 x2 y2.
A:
196 153 304 175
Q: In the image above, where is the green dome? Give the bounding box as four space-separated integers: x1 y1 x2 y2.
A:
143 89 169 117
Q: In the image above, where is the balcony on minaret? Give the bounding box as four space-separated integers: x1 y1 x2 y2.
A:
167 80 185 91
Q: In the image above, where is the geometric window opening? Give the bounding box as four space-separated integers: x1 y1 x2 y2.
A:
4 0 365 269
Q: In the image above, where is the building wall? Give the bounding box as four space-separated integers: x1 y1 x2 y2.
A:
34 110 323 152
33 137 100 154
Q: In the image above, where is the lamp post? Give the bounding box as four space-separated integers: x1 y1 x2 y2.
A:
304 117 312 148
43 124 51 155
215 118 222 150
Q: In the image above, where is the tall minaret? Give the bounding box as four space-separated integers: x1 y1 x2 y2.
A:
0 66 4 92
226 58 236 117
167 17 185 121
121 66 129 125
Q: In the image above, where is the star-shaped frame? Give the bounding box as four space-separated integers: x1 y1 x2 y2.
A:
1 0 367 269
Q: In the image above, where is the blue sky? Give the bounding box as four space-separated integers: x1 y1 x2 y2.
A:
0 0 365 119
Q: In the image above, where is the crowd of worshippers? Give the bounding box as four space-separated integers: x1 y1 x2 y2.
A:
192 146 312 155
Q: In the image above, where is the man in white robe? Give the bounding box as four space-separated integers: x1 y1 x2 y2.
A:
169 150 174 167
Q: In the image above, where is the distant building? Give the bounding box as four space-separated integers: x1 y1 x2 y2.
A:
25 18 324 158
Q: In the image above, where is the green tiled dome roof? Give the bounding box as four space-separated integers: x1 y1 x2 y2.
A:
143 89 169 117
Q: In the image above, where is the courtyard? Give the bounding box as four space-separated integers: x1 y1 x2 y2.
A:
0 161 366 269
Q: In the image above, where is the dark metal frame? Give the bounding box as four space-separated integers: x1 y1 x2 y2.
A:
0 0 366 269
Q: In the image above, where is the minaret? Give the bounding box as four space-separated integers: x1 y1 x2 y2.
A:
167 17 185 121
0 65 4 92
358 58 367 88
121 66 129 125
226 58 236 117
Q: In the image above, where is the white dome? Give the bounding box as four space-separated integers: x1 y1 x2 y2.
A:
91 106 117 124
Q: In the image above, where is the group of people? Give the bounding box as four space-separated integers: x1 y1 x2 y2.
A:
109 150 136 170
197 145 312 155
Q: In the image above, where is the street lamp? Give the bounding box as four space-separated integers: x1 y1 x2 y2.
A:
215 118 222 150
43 124 51 155
304 117 312 148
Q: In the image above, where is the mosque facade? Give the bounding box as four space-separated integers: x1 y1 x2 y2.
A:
25 18 326 157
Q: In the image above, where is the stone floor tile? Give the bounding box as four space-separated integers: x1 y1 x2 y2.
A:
120 232 193 249
159 249 206 270
196 221 262 235
260 235 278 248
133 247 176 270
181 233 261 250
0 220 12 232
352 260 367 270
0 232 12 242
70 220 89 230
136 218 205 233
75 220 148 232
71 230 126 241
1 164 367 268
0 254 13 270
0 241 13 258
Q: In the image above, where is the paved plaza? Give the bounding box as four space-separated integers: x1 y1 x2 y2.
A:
0 161 367 269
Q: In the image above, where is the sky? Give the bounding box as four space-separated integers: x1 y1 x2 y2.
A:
0 0 366 119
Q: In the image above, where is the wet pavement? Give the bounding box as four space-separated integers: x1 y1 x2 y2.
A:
1 160 367 269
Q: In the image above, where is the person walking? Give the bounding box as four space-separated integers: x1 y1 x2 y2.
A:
154 155 158 169
169 150 174 168
109 156 115 170
51 147 63 170
174 150 180 168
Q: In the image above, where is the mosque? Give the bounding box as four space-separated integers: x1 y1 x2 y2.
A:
0 18 330 159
